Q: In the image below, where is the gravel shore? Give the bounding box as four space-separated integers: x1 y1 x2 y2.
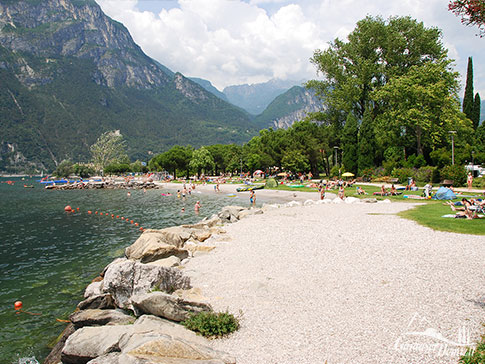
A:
185 201 485 364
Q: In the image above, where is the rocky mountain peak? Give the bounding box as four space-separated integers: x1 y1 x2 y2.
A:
0 0 170 89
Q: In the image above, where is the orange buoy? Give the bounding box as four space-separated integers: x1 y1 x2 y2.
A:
139 227 144 231
111 214 114 218
64 205 72 212
88 210 92 214
76 207 80 211
116 215 119 218
14 301 23 310
130 220 133 224
121 217 124 220
100 212 103 216
135 223 139 226
126 219 129 223
95 211 98 215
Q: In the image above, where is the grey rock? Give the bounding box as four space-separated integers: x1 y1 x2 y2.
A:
102 259 191 310
84 281 103 299
69 309 135 329
77 294 116 310
131 291 212 322
125 231 189 263
87 352 225 364
238 208 263 219
61 325 133 364
361 198 378 203
147 256 181 268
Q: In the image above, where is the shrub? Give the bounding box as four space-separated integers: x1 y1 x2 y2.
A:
360 168 373 182
330 165 340 178
391 167 416 184
472 177 485 188
414 166 434 183
265 178 277 188
440 165 467 186
431 167 441 184
182 311 240 338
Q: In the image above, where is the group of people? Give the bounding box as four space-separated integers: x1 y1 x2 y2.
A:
445 198 484 219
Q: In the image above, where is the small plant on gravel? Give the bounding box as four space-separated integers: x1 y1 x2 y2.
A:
182 310 240 338
460 336 485 364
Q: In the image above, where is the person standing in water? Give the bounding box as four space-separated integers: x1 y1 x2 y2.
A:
194 200 201 213
249 190 256 206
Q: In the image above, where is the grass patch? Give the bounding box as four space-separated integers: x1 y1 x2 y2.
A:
460 335 485 363
398 201 484 235
182 311 240 338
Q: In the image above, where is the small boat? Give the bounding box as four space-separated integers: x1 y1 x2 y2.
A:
236 185 265 192
24 184 34 188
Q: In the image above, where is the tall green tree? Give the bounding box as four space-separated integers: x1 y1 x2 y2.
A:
90 130 128 171
307 16 446 121
189 147 215 176
472 92 481 129
358 109 375 173
341 113 359 174
374 59 471 156
463 57 475 120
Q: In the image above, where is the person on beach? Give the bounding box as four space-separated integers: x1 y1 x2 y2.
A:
390 184 397 196
380 184 388 196
357 186 367 195
249 190 256 206
194 200 201 213
318 184 325 200
177 190 181 198
127 191 131 197
467 172 473 190
338 186 345 199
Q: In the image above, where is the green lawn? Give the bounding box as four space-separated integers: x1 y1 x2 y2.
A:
398 201 484 235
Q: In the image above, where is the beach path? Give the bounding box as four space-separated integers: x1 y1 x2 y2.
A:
186 202 485 364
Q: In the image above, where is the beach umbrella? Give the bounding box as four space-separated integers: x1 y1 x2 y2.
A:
342 172 354 177
253 170 263 175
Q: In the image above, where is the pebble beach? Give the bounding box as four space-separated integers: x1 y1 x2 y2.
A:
181 192 485 364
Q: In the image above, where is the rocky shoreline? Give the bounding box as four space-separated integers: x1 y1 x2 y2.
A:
44 205 263 364
45 180 161 190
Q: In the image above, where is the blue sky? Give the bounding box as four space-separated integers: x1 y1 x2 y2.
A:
97 0 485 96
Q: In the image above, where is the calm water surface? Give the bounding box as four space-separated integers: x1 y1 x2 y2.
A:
0 177 251 363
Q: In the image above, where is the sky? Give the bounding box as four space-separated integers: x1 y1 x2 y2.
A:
95 0 485 96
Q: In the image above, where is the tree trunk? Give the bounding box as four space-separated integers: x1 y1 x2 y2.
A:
416 126 423 156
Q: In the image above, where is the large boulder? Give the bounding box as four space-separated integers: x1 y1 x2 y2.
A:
44 323 75 364
147 256 181 268
131 291 212 321
77 294 116 310
102 259 191 310
218 206 245 223
238 208 263 219
69 309 136 329
84 281 103 299
125 231 189 263
61 325 133 364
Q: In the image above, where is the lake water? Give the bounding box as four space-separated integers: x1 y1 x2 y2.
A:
0 177 251 363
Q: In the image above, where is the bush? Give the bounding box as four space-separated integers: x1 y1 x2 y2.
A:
391 167 416 184
55 160 74 178
73 164 95 178
472 177 485 188
182 311 240 338
360 168 373 182
431 167 441 184
440 165 467 186
265 178 277 188
330 165 340 178
414 166 434 183
104 163 130 175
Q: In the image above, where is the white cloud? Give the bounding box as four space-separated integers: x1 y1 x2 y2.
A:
96 0 485 95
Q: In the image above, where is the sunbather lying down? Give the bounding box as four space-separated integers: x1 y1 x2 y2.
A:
444 199 485 219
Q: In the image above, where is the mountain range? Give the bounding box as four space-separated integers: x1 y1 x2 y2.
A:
0 0 321 173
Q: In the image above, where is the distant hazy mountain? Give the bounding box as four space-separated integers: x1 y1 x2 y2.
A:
223 79 304 115
254 86 321 129
190 77 229 102
0 0 256 172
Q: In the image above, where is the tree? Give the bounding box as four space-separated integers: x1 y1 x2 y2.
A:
307 16 446 121
189 147 215 176
374 59 471 156
472 92 481 129
281 150 310 173
358 109 375 173
341 113 359 174
463 57 475 120
55 159 74 178
148 145 192 178
449 0 485 36
73 163 95 178
90 130 128 171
